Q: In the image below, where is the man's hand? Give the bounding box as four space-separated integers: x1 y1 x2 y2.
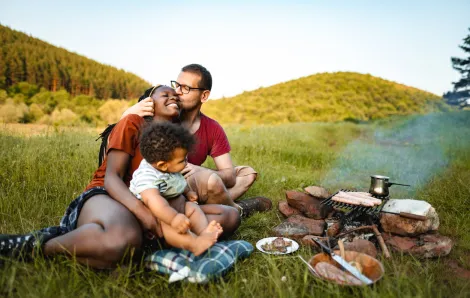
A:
121 97 154 119
133 201 160 238
181 163 207 179
170 213 190 234
185 190 199 203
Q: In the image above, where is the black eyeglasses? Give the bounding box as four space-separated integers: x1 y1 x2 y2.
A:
171 81 206 94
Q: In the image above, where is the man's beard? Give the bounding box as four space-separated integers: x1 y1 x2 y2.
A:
181 101 201 113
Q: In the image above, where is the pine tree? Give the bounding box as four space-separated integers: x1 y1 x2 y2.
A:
444 28 470 108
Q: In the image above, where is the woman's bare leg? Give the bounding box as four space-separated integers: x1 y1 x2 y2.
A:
43 194 142 268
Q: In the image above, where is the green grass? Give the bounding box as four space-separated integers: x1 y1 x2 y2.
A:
1 112 470 297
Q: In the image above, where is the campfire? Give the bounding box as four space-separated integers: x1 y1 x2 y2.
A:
275 180 453 260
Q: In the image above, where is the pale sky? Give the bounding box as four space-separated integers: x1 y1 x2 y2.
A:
1 0 469 99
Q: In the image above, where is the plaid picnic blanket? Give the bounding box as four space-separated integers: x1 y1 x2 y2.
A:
145 240 253 283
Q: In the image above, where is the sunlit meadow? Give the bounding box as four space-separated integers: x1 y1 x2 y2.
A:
0 112 469 297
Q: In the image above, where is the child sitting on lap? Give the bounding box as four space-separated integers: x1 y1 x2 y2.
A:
130 121 222 256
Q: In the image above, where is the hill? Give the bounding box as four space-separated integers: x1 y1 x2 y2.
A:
202 72 445 124
0 24 149 99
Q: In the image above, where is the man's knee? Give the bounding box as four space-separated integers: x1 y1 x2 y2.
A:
207 173 228 195
101 226 142 262
241 173 257 188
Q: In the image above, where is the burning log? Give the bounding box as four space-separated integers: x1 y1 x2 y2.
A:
371 225 391 259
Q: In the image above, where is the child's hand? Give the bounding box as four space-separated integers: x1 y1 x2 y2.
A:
170 213 190 234
186 191 199 204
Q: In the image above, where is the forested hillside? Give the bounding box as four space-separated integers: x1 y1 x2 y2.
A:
203 72 447 124
0 24 149 99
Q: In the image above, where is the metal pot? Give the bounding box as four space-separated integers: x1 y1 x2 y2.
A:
369 175 410 197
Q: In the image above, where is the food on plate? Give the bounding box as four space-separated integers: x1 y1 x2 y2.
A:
332 191 382 207
314 262 363 285
261 237 292 253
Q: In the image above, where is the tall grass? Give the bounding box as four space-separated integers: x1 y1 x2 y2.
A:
1 112 469 297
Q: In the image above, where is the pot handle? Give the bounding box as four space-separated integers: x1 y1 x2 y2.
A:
387 182 411 187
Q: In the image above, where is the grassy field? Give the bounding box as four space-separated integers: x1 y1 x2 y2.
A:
0 112 469 297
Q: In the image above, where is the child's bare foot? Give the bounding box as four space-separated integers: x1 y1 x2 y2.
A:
189 232 218 256
202 220 223 238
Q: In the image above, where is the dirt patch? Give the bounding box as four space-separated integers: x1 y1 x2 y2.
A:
445 259 470 280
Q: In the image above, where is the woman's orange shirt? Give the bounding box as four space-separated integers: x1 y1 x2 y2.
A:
85 115 146 191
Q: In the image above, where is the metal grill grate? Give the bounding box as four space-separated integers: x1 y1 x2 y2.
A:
321 189 388 216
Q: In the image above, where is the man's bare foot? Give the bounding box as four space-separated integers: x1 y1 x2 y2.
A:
202 220 223 238
189 232 218 256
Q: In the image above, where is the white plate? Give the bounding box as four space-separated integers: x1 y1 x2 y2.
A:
256 237 299 255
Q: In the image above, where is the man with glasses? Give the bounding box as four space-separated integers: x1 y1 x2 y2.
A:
127 64 271 218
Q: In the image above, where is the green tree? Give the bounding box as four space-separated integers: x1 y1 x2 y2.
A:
0 25 150 99
444 28 470 109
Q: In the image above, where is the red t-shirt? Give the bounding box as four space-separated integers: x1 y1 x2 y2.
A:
86 114 145 191
188 113 231 166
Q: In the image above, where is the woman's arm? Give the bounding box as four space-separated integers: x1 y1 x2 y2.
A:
121 97 154 119
104 150 159 236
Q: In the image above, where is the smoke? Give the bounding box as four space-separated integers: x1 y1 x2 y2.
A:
321 112 469 198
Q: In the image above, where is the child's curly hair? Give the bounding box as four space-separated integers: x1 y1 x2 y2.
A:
140 122 195 163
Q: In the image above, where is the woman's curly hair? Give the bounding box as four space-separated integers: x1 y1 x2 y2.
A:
140 121 195 163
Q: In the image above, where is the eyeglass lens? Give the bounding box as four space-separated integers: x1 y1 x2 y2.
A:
171 81 191 94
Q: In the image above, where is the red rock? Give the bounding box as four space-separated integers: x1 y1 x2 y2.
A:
285 190 331 219
380 207 439 236
272 222 309 240
278 201 301 218
385 233 453 258
285 215 325 236
342 239 378 258
304 186 330 199
273 215 325 240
